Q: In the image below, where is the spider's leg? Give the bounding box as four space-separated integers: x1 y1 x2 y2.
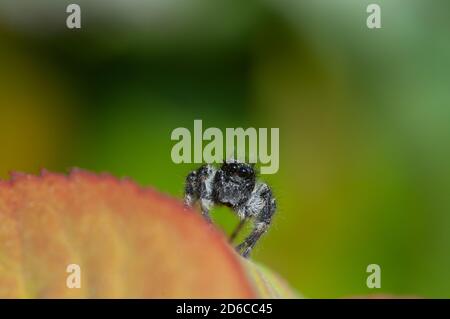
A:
184 170 199 208
236 221 270 258
200 198 213 223
229 218 247 243
196 164 217 223
184 165 218 224
236 185 276 258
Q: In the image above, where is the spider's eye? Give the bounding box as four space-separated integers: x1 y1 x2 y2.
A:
239 166 253 178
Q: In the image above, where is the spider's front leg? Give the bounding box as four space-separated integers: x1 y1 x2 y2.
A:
199 199 213 223
184 165 216 223
184 170 198 208
236 221 270 258
236 184 276 258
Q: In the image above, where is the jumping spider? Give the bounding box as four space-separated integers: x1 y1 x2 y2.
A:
184 159 276 258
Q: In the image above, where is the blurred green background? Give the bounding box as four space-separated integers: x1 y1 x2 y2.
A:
1 0 449 298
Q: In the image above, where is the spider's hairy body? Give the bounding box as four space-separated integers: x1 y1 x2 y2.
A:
184 159 276 257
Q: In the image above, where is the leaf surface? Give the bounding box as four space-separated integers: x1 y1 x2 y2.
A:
0 171 256 298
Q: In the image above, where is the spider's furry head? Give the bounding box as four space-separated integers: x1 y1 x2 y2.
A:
213 159 256 206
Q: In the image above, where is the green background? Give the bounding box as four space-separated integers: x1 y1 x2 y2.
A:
1 0 449 297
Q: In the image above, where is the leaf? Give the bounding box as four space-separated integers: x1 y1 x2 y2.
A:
0 170 298 298
243 259 302 298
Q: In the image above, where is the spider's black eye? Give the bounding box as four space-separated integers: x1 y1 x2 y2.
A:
227 163 238 173
238 166 253 178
